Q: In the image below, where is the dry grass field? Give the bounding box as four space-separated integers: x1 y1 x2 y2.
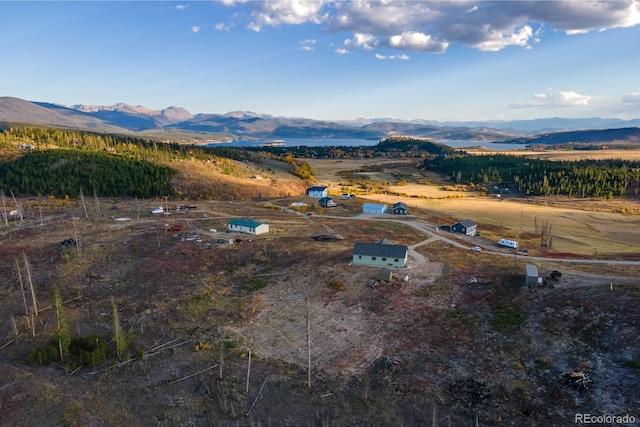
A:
468 147 640 162
305 156 640 257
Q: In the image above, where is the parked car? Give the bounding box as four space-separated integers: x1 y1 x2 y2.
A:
471 246 482 252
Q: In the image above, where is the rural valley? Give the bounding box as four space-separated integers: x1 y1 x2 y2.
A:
0 122 639 426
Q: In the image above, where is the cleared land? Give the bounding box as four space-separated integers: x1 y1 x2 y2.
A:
1 151 639 426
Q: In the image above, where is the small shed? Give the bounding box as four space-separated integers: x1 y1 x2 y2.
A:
451 219 477 236
362 203 387 214
376 269 393 282
318 197 337 208
525 264 541 288
392 202 408 215
227 219 269 235
307 186 328 198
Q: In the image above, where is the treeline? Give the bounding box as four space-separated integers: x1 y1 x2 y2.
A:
423 154 640 198
282 153 314 180
0 150 176 198
250 137 454 160
375 137 456 156
0 125 251 163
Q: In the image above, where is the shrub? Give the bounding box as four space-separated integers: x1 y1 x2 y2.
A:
490 303 524 333
327 280 346 291
241 277 267 293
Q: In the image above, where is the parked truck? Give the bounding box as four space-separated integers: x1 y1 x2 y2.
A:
498 238 518 249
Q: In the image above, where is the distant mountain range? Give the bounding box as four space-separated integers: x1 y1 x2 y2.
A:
2 96 640 144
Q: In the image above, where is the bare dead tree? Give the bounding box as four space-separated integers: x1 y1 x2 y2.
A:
540 220 553 248
1 190 8 228
93 189 101 218
111 297 126 362
79 188 89 218
10 190 23 222
72 220 81 258
23 252 38 317
53 286 69 362
307 298 312 388
245 344 252 394
246 373 269 417
15 259 31 330
11 315 18 337
218 339 224 380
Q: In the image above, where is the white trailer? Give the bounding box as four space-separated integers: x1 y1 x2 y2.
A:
498 238 518 249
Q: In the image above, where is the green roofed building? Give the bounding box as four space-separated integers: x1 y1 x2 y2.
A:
227 219 269 235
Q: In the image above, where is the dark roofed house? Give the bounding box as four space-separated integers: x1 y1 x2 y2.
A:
352 242 408 268
392 202 408 215
318 197 337 208
451 219 477 236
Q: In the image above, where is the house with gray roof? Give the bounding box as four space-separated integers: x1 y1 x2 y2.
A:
451 219 477 236
352 241 408 268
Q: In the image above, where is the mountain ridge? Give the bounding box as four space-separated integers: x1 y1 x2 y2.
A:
2 96 640 143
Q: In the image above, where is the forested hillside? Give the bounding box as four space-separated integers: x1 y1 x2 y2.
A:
253 137 455 159
0 125 254 198
0 150 175 198
0 125 249 162
423 154 640 198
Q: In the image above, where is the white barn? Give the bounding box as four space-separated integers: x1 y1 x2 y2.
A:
362 203 387 214
227 219 269 235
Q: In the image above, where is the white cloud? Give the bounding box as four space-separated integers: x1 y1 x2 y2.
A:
511 90 593 109
334 48 349 55
191 26 201 33
473 25 533 52
300 38 316 51
175 5 188 11
388 31 448 53
215 22 232 31
220 1 640 53
375 53 410 60
557 91 592 106
349 33 378 50
338 33 378 54
225 0 330 32
621 90 640 106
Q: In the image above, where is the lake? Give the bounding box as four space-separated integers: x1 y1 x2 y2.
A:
207 138 525 151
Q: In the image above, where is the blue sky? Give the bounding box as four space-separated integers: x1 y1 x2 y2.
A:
2 1 640 121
